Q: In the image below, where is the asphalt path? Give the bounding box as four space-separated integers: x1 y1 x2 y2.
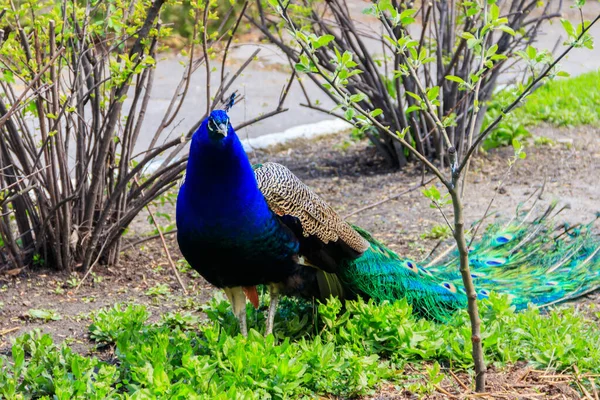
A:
127 2 600 155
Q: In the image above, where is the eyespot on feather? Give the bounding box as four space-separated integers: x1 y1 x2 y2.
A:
441 282 457 293
404 260 419 273
494 234 513 245
483 257 507 267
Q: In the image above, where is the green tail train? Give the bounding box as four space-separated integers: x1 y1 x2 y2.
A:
318 203 600 321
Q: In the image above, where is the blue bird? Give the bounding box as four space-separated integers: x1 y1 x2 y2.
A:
177 109 600 336
177 109 372 335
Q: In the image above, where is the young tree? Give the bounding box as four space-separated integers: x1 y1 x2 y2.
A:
255 0 598 392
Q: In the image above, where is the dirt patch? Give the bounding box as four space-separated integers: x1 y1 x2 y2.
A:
371 363 584 399
1 124 598 397
0 237 209 355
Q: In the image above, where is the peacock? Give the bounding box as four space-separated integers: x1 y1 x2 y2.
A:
176 108 600 336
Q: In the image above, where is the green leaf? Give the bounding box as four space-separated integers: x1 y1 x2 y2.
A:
349 93 367 103
466 6 479 17
405 91 421 101
512 138 522 151
399 8 417 19
344 108 356 120
370 108 383 117
486 44 498 58
295 63 309 73
399 8 417 25
315 34 335 49
341 51 352 64
396 127 409 139
497 25 516 35
28 309 61 321
445 75 466 84
467 38 479 49
490 4 500 21
427 86 440 101
2 70 15 84
561 18 576 38
422 185 442 201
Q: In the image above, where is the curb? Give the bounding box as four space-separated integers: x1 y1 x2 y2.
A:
241 118 352 152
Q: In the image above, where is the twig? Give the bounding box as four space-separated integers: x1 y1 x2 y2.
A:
574 365 595 400
143 198 187 294
300 103 346 121
202 1 211 115
591 378 599 400
0 326 20 336
467 150 523 248
344 178 435 219
433 200 455 236
235 108 289 131
220 1 249 84
0 47 66 128
0 165 50 199
435 385 458 398
127 229 178 248
467 198 495 249
460 3 489 198
419 240 445 264
449 368 471 391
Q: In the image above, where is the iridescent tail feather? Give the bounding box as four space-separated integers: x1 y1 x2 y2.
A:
335 203 600 321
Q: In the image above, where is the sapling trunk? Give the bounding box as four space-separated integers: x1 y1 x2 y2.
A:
450 188 486 391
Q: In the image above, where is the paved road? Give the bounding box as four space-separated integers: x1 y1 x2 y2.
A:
129 1 600 154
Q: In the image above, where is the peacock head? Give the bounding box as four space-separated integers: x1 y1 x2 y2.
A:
205 110 232 141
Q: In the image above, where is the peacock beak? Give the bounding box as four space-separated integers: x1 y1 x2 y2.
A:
217 123 228 137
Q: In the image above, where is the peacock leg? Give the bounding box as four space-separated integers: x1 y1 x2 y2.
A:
265 283 280 336
224 286 248 337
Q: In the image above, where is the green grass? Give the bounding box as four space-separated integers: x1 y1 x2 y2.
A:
2 294 600 398
483 69 600 150
518 69 600 126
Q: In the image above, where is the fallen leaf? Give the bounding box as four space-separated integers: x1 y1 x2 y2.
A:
3 268 23 276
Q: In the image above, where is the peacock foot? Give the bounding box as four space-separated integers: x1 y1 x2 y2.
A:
265 283 280 337
223 286 248 337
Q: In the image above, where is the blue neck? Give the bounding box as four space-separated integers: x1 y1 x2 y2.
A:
178 120 272 231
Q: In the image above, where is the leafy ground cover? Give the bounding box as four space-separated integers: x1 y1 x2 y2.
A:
1 293 598 398
484 69 600 149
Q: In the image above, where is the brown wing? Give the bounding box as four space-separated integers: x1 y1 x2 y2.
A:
253 162 369 254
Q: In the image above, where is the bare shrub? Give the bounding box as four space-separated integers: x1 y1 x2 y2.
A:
249 0 564 167
0 0 288 271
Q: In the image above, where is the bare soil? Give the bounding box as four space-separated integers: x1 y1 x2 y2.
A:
1 124 598 398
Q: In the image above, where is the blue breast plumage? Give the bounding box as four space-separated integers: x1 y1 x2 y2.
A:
176 110 301 288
